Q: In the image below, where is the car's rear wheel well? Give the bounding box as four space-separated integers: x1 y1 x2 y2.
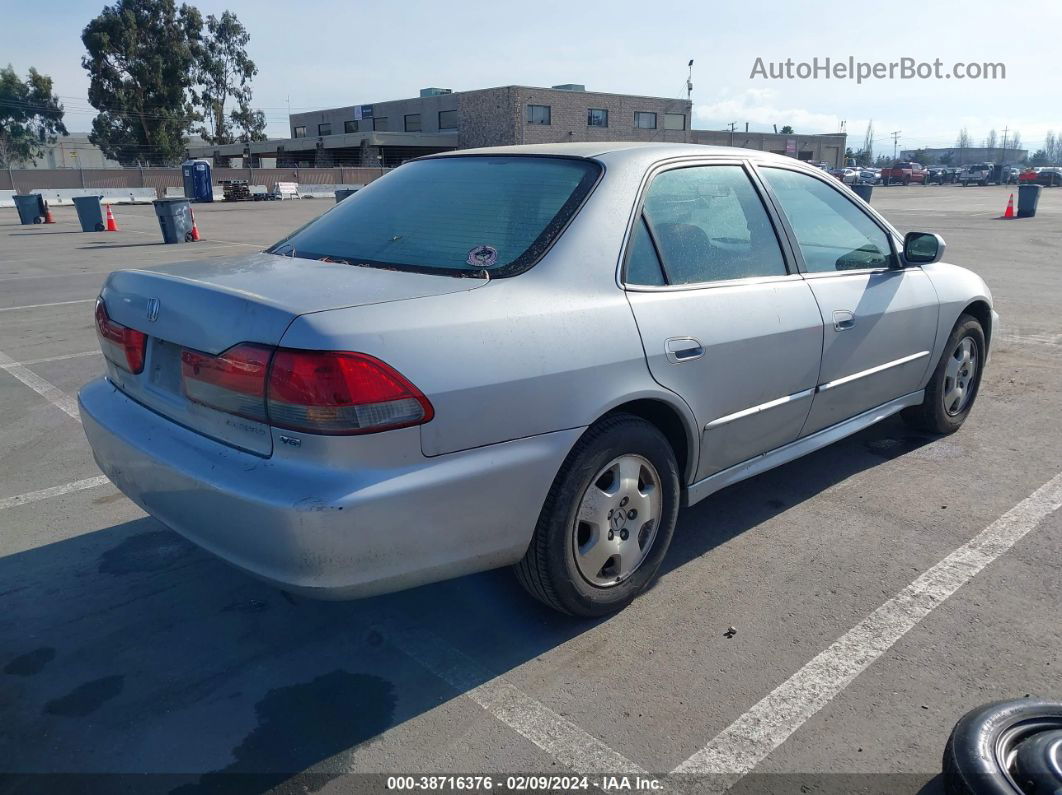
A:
601 400 692 484
962 300 992 346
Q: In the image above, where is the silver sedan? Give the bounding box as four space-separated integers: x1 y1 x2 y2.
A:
79 143 996 616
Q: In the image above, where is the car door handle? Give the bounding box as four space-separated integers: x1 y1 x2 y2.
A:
665 337 705 363
833 310 856 331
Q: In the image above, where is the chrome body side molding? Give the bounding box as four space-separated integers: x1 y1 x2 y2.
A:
685 390 925 506
817 351 930 392
704 388 815 430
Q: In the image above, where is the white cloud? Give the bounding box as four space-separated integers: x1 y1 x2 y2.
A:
693 88 842 134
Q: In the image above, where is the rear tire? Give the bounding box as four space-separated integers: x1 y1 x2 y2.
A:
514 413 680 617
903 314 985 434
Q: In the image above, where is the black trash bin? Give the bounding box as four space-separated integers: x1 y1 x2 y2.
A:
13 193 46 225
335 188 358 203
1017 184 1043 218
153 198 195 243
72 195 106 232
852 184 873 203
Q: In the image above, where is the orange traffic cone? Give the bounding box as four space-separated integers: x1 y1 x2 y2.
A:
1002 193 1015 219
43 201 55 224
189 210 200 241
105 204 119 232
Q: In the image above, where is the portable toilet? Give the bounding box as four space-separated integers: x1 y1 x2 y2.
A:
181 159 214 202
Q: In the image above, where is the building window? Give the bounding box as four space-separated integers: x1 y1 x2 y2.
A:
587 108 608 127
526 104 551 125
318 123 332 136
373 117 388 131
293 126 306 138
664 113 685 131
404 114 422 132
438 109 458 130
344 120 359 133
634 112 657 129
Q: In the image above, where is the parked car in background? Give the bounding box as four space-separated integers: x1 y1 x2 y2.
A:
78 142 997 616
1035 167 1062 187
1019 167 1041 183
857 168 881 185
926 166 947 184
881 161 927 185
960 163 995 186
1002 166 1021 184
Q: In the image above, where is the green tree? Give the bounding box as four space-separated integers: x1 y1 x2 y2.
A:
1030 149 1048 166
779 125 794 135
81 0 203 165
0 65 67 166
194 10 265 144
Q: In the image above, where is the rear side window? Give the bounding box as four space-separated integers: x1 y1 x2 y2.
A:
624 217 666 286
760 167 896 272
635 165 787 285
268 156 600 277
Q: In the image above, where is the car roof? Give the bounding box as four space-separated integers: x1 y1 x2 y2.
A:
426 141 806 168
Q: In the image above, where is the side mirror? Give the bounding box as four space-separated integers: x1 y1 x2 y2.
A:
903 232 946 265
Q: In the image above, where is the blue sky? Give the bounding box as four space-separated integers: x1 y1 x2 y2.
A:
4 0 1061 157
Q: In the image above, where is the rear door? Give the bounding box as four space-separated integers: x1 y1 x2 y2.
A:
757 165 939 435
624 161 824 481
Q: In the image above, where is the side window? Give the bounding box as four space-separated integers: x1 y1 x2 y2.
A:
625 217 666 286
760 168 896 272
640 165 787 284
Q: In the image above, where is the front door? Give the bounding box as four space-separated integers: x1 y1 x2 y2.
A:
758 166 940 435
623 162 824 481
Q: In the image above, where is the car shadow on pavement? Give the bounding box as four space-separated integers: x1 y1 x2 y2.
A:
0 417 937 791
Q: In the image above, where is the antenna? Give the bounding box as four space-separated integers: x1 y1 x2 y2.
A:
687 59 694 102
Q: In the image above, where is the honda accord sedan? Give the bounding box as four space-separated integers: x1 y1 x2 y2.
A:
79 143 997 616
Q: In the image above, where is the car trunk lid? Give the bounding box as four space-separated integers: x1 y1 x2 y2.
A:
98 252 485 455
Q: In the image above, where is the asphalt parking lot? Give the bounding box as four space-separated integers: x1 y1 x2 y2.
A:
1 186 1060 794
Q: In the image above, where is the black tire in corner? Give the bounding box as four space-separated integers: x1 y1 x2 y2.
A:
514 413 680 617
942 698 1062 795
903 313 985 434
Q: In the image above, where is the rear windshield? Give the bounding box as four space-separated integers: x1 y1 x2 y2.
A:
267 156 601 277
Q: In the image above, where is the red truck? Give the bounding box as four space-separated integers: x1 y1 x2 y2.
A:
881 161 928 185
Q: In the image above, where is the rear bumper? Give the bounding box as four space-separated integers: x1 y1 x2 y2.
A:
79 377 580 598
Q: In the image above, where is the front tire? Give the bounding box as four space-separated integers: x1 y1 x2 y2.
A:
903 314 985 434
515 413 680 617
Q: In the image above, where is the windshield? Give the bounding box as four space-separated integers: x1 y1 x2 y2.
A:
267 156 601 277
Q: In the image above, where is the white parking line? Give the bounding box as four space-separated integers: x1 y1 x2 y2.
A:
0 475 109 511
0 349 81 420
0 299 95 313
391 625 647 776
0 350 101 368
672 471 1062 786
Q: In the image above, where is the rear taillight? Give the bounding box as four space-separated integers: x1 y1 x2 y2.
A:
181 344 272 422
95 301 147 374
267 350 433 434
178 345 433 435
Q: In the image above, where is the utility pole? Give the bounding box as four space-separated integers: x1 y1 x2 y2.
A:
727 121 737 147
1000 124 1009 165
891 130 902 160
686 59 694 102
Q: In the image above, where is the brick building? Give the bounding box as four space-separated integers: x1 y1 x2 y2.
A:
186 83 844 167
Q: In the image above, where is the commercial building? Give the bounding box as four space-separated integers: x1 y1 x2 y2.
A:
185 83 845 167
8 133 120 169
691 129 845 167
899 146 1029 165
